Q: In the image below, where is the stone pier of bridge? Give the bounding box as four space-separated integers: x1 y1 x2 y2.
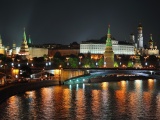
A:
50 69 85 82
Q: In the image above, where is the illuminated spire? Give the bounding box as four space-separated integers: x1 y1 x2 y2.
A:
150 34 153 41
23 28 27 42
28 35 31 44
0 35 1 43
107 24 111 38
106 25 112 47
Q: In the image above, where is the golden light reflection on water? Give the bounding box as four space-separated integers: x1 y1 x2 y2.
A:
135 80 142 91
25 91 36 99
7 96 20 119
41 87 53 103
91 89 101 117
63 88 71 111
156 93 160 116
115 81 126 115
1 80 160 119
76 89 86 119
120 80 127 90
102 82 108 90
148 79 155 90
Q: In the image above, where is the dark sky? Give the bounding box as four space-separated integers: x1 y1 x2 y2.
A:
0 0 160 47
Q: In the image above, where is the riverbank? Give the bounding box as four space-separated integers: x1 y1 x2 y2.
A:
0 80 59 104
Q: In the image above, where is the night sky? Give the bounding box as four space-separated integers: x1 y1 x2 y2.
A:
0 0 160 47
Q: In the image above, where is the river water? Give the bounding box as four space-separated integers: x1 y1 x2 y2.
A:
0 79 160 120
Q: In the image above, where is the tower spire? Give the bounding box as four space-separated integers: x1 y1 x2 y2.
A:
0 34 2 44
150 34 153 40
23 27 27 42
0 34 2 45
106 25 112 47
28 35 31 44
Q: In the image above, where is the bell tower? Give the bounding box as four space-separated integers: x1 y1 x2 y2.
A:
137 23 143 49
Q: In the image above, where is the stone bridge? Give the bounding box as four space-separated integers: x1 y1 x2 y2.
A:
26 68 160 84
62 68 160 84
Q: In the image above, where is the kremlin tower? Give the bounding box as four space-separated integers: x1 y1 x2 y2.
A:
104 25 114 68
19 28 29 57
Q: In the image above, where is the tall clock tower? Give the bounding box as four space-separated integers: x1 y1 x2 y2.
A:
104 25 114 68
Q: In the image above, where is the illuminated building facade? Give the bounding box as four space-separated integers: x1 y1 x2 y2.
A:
144 34 159 55
80 38 135 56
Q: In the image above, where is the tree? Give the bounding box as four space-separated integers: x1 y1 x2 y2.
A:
127 61 133 68
54 52 61 58
114 62 119 68
20 65 32 78
98 57 104 68
68 57 78 68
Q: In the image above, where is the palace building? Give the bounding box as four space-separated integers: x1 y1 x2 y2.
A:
80 23 159 58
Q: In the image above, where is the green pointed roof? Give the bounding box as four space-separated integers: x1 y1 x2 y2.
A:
28 35 31 44
23 28 27 41
0 34 2 44
149 34 153 42
106 25 112 47
108 24 110 34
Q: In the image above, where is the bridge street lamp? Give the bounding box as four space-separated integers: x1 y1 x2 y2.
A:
79 56 82 66
17 59 20 67
66 57 69 66
144 56 149 67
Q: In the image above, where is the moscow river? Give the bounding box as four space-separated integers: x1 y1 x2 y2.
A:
0 79 160 120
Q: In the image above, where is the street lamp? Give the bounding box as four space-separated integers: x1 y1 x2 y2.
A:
11 58 15 67
66 57 69 66
17 59 20 67
104 56 107 67
94 57 98 67
79 56 82 65
144 56 149 67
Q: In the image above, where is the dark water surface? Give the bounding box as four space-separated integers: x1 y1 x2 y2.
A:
0 79 160 120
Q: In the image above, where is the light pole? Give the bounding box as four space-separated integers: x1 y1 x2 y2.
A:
144 56 148 68
17 59 20 67
66 57 69 66
79 56 82 66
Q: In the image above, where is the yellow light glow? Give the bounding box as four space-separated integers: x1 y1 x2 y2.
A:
12 69 19 75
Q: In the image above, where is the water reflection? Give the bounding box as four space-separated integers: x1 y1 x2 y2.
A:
0 79 160 119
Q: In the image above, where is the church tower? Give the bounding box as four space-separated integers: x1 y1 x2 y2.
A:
137 23 143 49
130 33 135 44
104 25 114 68
19 28 29 56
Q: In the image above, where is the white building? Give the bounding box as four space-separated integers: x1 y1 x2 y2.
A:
144 34 159 55
80 40 135 55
